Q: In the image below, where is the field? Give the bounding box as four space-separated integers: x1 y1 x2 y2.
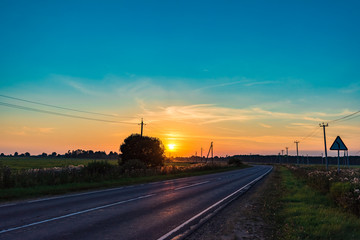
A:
0 157 193 170
0 157 117 170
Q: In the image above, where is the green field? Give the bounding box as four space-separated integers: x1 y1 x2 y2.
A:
0 157 118 170
0 157 195 170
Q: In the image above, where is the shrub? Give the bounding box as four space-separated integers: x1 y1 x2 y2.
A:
1 165 14 188
122 159 147 171
83 161 115 178
228 157 244 167
329 182 358 214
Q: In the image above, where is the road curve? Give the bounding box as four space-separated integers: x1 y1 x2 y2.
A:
0 165 272 240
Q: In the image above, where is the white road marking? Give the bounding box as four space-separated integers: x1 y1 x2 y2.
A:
26 186 126 203
0 203 16 208
157 167 273 240
0 194 155 234
174 181 210 191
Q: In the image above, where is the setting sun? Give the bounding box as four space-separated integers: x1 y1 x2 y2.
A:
168 144 176 151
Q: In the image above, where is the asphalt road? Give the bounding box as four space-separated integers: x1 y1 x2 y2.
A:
0 165 272 240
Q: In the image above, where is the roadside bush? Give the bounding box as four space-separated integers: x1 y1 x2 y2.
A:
122 159 147 171
330 182 360 215
228 157 244 167
83 161 117 181
288 165 360 217
1 165 14 188
330 182 351 200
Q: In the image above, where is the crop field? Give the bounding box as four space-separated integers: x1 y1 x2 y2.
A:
0 157 118 170
0 157 193 170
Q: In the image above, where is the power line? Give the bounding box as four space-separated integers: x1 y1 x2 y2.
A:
0 94 134 119
300 126 321 142
329 110 360 123
0 101 137 125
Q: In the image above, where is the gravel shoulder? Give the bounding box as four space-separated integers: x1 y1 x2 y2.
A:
186 168 277 240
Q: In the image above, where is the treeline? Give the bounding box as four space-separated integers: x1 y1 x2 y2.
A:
234 154 360 165
0 149 119 160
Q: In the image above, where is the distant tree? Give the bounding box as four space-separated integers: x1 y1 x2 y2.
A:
120 134 165 167
25 152 30 157
14 152 18 157
41 152 48 157
0 153 4 157
51 152 57 157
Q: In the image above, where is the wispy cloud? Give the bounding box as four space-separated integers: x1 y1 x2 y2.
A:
143 104 253 124
195 79 279 91
340 82 360 93
194 79 247 91
244 81 279 87
7 127 55 136
50 75 102 96
259 123 272 128
140 103 348 125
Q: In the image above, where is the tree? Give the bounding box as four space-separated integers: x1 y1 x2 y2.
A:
120 134 165 167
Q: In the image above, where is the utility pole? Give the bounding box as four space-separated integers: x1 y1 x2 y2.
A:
320 122 329 170
201 147 203 162
139 118 146 137
294 141 299 165
286 147 289 163
206 142 213 164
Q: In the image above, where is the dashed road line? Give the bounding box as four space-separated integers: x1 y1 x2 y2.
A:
0 194 155 234
174 181 210 191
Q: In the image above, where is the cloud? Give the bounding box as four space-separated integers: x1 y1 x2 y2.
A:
140 102 357 127
50 75 102 96
244 81 279 87
143 104 254 124
259 123 272 128
340 82 360 93
195 79 247 91
8 127 55 136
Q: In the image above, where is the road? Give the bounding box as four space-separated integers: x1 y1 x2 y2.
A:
0 165 272 240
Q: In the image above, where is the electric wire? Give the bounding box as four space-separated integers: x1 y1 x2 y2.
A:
329 110 360 124
300 126 321 142
0 94 134 119
0 101 137 125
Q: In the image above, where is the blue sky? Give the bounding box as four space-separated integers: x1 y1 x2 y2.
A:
0 1 359 155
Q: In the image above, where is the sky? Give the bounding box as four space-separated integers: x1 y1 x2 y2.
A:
1 0 359 157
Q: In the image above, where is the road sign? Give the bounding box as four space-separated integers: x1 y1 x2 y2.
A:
330 136 348 151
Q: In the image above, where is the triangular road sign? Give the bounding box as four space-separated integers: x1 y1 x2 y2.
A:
330 136 348 150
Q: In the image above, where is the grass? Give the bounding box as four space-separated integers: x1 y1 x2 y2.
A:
0 164 244 201
276 166 360 240
0 157 118 170
0 157 192 170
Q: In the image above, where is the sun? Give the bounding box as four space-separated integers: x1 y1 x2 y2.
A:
168 144 176 151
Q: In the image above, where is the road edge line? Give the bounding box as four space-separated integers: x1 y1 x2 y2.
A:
156 166 273 240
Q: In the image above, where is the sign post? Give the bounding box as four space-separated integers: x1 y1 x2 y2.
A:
330 136 348 173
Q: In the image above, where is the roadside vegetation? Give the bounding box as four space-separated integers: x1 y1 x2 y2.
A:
263 166 360 239
0 157 117 170
0 137 247 202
